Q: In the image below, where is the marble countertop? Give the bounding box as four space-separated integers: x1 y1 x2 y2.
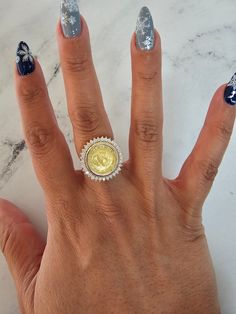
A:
0 0 236 313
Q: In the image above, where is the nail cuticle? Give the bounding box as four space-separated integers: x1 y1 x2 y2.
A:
16 41 35 76
61 0 81 38
224 73 236 106
136 6 155 51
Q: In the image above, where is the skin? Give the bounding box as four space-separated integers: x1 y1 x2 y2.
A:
0 16 235 314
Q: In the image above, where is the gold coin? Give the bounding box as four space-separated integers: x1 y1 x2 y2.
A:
86 142 119 176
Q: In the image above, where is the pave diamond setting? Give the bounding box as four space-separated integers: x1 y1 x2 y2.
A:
80 137 123 181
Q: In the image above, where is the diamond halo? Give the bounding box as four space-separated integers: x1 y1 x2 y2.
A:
79 137 123 182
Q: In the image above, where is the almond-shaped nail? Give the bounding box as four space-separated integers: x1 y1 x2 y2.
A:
224 73 236 105
136 6 155 51
61 0 81 38
16 41 35 76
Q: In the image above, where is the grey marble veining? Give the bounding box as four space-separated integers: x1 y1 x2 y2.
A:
0 0 236 313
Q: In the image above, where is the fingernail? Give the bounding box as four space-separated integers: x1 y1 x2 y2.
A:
16 41 35 76
224 73 236 106
60 0 81 38
136 6 155 51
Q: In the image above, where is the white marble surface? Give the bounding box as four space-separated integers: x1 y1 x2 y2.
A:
0 0 235 313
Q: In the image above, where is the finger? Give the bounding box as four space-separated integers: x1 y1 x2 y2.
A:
129 7 163 187
14 42 77 200
174 81 236 213
57 13 113 155
0 198 45 313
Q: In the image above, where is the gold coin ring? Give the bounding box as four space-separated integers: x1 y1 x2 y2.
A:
79 137 123 181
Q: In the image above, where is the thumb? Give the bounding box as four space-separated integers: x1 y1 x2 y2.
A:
0 198 45 308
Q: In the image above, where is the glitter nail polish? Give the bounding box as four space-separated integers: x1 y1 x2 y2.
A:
136 6 155 51
61 0 81 38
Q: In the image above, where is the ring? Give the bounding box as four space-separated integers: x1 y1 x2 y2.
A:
79 137 123 181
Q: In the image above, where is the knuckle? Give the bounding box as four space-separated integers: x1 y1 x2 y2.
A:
181 222 206 243
0 220 16 255
70 105 100 134
214 121 233 142
25 125 56 155
63 54 92 74
137 69 158 84
20 85 46 105
100 204 123 221
96 193 127 225
139 205 157 222
199 158 219 182
134 117 160 143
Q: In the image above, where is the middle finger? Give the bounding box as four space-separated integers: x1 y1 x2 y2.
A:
57 10 113 154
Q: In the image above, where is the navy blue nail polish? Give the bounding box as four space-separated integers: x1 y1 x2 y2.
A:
16 41 35 76
224 73 236 105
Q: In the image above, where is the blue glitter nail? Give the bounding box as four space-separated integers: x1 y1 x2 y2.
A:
136 7 155 51
61 0 81 38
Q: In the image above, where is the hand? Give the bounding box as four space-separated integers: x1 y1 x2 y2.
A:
0 8 235 314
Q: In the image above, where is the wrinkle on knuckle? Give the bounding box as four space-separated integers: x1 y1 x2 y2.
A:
134 118 160 143
181 221 206 242
0 220 16 255
137 69 158 84
96 195 126 226
25 125 55 155
198 159 219 182
215 121 233 142
20 85 46 105
140 205 157 222
63 55 92 74
70 105 100 134
100 205 123 221
178 205 204 241
99 199 122 220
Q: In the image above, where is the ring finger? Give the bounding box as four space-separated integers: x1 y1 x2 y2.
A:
129 7 163 189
